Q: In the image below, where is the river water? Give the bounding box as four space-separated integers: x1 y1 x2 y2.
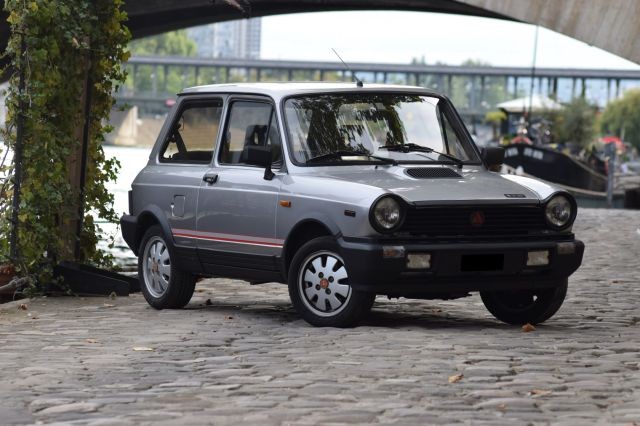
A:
101 145 151 270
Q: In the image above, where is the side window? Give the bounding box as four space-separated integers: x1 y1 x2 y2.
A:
160 100 223 164
219 101 283 167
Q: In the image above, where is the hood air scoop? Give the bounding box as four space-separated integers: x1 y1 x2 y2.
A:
405 167 462 179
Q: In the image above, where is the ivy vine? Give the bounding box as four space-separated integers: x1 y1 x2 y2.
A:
0 0 130 288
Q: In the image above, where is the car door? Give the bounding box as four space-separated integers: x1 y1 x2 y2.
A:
154 98 224 258
195 97 285 278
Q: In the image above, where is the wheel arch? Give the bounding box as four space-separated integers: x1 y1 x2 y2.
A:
282 218 339 280
131 206 175 256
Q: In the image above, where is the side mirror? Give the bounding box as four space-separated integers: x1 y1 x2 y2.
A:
481 147 505 170
242 145 275 180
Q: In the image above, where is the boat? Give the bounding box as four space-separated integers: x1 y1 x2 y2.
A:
502 143 608 193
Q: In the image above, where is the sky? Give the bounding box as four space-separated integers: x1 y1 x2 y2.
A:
261 11 640 70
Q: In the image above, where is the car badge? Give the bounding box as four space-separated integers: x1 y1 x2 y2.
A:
470 211 485 227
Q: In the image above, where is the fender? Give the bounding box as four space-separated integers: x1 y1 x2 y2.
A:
280 214 343 279
121 204 175 256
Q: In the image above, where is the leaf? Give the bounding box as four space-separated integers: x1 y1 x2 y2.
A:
529 389 552 397
522 323 536 333
224 315 234 320
448 373 464 384
102 303 115 308
18 303 28 311
133 346 154 352
86 338 99 344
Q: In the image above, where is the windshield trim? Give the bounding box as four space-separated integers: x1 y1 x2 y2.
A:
280 90 483 168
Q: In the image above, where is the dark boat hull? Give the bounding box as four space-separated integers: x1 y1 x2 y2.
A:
503 144 608 192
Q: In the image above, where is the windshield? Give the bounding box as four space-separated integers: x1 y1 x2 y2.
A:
284 93 480 165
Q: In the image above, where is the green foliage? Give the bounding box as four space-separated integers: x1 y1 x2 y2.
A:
599 89 640 149
549 98 597 147
127 31 197 94
0 0 130 286
485 110 507 140
485 110 507 124
129 31 197 57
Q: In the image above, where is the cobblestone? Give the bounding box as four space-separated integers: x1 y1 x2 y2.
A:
0 208 639 424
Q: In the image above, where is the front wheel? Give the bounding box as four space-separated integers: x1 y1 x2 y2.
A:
480 280 568 325
288 237 375 327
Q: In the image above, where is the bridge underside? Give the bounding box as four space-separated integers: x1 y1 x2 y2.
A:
1 0 638 80
1 1 506 80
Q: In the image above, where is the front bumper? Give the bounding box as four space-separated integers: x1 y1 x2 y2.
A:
339 237 584 295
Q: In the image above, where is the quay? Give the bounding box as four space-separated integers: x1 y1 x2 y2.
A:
0 207 639 425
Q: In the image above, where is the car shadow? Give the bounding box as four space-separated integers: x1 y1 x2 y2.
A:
184 299 572 332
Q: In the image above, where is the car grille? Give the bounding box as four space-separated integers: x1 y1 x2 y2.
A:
400 205 546 236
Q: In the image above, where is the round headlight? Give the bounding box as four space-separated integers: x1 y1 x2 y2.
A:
545 195 573 229
371 196 403 232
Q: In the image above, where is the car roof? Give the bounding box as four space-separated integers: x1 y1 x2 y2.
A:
180 82 442 99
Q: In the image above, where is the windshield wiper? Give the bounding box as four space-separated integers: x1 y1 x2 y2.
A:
306 150 397 165
380 143 463 169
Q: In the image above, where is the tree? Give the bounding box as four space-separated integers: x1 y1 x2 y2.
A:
550 98 597 147
129 30 197 57
1 0 129 288
485 110 507 140
128 31 197 94
599 89 640 149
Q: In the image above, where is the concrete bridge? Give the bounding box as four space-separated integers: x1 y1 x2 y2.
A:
0 0 638 77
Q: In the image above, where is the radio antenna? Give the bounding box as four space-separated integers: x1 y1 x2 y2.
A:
332 48 363 87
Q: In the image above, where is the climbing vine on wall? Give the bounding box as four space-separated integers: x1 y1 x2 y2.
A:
0 0 130 287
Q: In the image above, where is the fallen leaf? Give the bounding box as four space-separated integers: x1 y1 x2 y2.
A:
529 389 552 397
224 315 234 320
205 299 212 306
522 323 536 333
133 346 154 352
86 339 99 344
18 303 28 311
102 303 115 308
448 373 464 383
195 288 206 293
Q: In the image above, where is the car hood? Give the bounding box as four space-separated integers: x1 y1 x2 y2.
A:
312 166 557 205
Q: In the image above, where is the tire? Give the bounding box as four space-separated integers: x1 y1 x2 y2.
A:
288 236 375 327
138 225 196 309
480 280 568 325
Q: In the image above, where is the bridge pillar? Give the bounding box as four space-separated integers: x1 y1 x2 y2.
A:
162 65 168 93
152 65 157 95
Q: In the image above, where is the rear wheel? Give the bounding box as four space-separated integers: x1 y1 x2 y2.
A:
138 225 196 309
288 237 375 327
480 280 568 325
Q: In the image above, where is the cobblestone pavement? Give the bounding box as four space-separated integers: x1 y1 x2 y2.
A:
0 208 639 425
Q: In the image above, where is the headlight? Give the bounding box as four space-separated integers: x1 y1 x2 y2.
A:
370 196 403 233
545 194 574 229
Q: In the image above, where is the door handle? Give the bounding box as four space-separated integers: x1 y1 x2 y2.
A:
203 173 218 185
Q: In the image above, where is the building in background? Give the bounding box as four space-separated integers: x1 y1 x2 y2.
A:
188 18 261 59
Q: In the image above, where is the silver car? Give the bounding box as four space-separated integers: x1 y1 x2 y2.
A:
121 83 584 327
